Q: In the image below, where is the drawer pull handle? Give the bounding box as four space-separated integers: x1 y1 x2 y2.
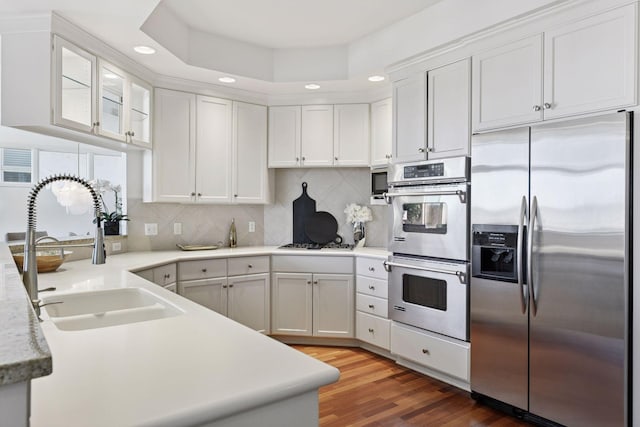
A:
422 348 430 355
368 304 374 309
368 267 375 272
368 328 374 333
368 285 375 290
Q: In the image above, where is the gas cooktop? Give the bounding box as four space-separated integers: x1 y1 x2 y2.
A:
278 243 354 250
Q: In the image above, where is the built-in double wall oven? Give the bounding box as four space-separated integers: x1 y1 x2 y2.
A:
384 157 471 342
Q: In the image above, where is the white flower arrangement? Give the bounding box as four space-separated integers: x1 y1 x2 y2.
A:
344 203 373 224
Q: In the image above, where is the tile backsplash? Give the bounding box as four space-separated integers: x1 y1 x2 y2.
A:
126 200 264 251
263 168 388 247
125 168 388 251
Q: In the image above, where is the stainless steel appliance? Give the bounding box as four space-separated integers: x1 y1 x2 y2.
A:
470 112 631 426
370 166 388 205
386 157 470 261
384 157 471 341
386 255 469 341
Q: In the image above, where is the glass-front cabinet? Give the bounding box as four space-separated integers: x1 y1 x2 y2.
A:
97 61 152 146
53 36 97 133
52 35 152 147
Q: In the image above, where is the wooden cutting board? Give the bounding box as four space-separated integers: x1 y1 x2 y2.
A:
292 182 316 244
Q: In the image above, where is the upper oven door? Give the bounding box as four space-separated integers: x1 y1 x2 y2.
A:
386 255 469 341
387 182 469 261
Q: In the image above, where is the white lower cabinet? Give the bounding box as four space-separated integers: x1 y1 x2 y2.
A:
271 256 354 338
134 263 177 289
177 256 270 333
355 256 390 350
227 273 270 334
391 322 470 384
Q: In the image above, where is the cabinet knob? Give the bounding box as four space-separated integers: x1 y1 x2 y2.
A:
385 154 391 159
368 328 374 333
302 156 306 161
418 147 425 153
368 285 375 290
427 147 433 152
248 264 253 268
202 268 207 273
368 304 374 309
334 157 338 161
191 192 196 197
543 102 552 110
296 157 300 162
234 194 238 198
533 105 541 112
130 131 135 137
229 284 234 288
307 281 312 284
313 280 318 285
368 267 375 272
197 193 202 197
223 285 227 288
422 348 430 355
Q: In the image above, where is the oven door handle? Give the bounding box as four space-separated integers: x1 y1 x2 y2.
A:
383 260 467 284
383 190 467 204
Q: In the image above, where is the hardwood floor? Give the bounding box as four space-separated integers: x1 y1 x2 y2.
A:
292 345 531 427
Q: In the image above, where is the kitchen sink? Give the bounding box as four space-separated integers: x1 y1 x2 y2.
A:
42 287 184 331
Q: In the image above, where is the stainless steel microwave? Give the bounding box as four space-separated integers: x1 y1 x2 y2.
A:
370 167 388 205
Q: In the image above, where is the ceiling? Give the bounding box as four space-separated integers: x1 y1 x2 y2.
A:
0 0 443 96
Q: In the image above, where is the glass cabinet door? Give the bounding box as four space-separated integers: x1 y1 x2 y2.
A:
129 79 152 146
53 36 96 133
98 61 126 141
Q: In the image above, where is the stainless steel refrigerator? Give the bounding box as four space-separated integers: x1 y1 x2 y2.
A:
470 112 631 426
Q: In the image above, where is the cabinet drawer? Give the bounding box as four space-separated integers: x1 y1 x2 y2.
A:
356 312 390 350
356 256 387 280
228 256 269 276
356 276 388 299
356 293 388 318
390 322 469 381
152 264 176 286
272 255 353 274
179 259 227 281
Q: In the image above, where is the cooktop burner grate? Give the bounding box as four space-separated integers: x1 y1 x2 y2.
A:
278 242 354 250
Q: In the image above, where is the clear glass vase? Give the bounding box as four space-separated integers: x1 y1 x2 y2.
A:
353 222 365 247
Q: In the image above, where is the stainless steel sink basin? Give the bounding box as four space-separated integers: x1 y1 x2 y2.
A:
42 287 184 331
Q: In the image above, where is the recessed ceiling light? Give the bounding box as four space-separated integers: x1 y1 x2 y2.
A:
219 77 236 83
305 84 321 90
368 75 385 82
133 46 156 55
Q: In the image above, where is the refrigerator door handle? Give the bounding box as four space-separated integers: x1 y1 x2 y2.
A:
527 195 538 316
517 195 529 314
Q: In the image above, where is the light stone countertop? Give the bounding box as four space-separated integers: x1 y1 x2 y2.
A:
4 245 387 426
0 244 52 386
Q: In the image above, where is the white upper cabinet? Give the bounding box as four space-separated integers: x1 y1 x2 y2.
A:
472 35 544 131
53 36 98 134
150 89 196 203
196 95 233 203
473 3 637 131
233 101 271 204
542 4 637 120
268 106 301 167
427 58 471 159
370 98 392 166
147 90 270 204
333 104 370 166
97 61 152 147
301 105 334 167
393 73 427 163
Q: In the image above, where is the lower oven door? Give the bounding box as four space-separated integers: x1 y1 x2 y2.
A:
385 255 469 341
387 182 469 261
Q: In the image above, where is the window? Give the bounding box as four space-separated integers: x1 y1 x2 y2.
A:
1 148 32 184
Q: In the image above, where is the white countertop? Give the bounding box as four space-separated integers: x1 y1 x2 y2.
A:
29 245 388 427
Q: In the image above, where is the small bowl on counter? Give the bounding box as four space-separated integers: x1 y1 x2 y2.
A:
12 250 72 273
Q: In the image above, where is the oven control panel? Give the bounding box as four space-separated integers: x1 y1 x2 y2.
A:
403 162 444 179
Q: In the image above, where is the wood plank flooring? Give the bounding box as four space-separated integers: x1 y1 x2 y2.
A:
292 345 531 427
